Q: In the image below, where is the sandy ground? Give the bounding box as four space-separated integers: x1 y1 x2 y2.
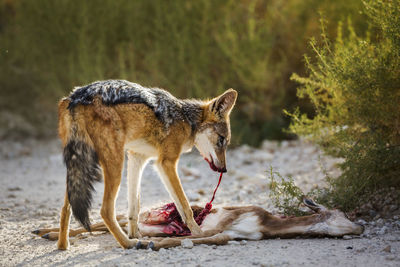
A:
0 139 399 267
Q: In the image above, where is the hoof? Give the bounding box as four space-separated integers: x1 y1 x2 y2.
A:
32 230 40 235
42 233 50 239
148 241 155 251
135 240 142 250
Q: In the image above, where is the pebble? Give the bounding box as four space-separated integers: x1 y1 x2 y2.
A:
186 192 200 201
377 226 388 235
181 239 194 249
7 187 22 191
382 245 391 253
376 218 384 227
342 235 352 240
240 240 247 245
356 247 366 253
369 210 377 218
357 219 367 225
228 241 240 245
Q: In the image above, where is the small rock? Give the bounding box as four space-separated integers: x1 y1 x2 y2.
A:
369 210 377 218
377 226 388 235
7 194 16 199
357 219 367 225
343 235 352 240
356 247 366 253
346 246 353 250
361 233 371 238
382 245 391 253
240 240 247 245
186 192 200 202
389 205 397 212
181 239 194 249
8 187 22 191
181 166 201 178
228 240 240 245
376 218 384 227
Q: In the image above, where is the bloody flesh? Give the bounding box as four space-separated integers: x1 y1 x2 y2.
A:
145 172 223 236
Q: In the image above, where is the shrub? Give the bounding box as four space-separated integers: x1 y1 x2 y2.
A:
267 167 307 216
288 0 400 210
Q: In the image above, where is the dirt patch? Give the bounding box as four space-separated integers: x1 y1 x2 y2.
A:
0 139 399 266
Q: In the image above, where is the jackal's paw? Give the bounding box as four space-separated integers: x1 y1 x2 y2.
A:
125 238 139 249
57 240 70 250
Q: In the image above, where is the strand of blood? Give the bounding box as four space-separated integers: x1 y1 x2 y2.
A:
160 172 223 236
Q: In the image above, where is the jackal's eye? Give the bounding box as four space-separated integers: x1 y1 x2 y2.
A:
217 135 225 148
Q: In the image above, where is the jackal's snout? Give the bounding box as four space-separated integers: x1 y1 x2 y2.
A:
205 154 227 173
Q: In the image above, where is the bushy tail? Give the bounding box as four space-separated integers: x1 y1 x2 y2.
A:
59 100 102 231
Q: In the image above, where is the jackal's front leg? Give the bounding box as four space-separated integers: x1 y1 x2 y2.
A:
126 151 148 238
156 158 202 236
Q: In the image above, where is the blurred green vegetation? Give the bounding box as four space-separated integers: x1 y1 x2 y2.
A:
0 0 366 143
288 0 400 210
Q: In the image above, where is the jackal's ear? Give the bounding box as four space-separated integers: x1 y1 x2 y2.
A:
209 89 238 117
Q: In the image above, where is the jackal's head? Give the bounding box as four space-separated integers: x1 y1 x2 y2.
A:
195 89 238 173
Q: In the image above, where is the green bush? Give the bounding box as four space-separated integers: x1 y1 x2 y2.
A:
267 167 307 216
288 0 400 210
0 0 365 142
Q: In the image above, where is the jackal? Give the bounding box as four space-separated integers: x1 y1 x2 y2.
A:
57 80 237 249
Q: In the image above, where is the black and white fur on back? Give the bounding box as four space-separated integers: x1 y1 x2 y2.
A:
67 80 203 132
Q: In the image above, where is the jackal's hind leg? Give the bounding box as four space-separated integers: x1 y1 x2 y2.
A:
100 153 139 249
57 192 72 250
